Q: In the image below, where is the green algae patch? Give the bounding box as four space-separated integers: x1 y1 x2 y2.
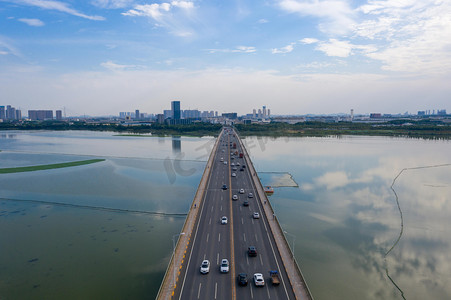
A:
0 159 105 174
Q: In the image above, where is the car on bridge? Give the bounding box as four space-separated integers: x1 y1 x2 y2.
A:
231 173 236 177
248 246 257 257
200 260 210 274
243 200 249 206
222 184 228 190
239 189 245 194
221 216 228 224
232 195 238 201
248 193 253 198
253 212 260 219
220 259 229 273
237 273 248 286
254 273 265 287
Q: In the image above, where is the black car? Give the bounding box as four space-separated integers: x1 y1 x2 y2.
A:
243 200 249 206
237 273 248 286
248 246 257 257
222 184 228 190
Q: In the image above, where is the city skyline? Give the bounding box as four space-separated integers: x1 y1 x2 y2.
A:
1 0 450 116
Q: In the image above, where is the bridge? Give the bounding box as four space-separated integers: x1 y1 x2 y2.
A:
157 127 313 299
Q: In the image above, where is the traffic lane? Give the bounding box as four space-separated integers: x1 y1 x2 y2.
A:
179 162 232 298
234 132 294 299
185 190 231 299
232 166 292 299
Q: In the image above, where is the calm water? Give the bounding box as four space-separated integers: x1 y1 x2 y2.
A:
1 131 450 299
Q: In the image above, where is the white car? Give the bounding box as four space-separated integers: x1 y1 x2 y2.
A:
231 173 236 177
236 162 240 166
224 161 228 165
253 212 260 219
200 260 210 274
248 193 253 198
254 273 265 286
221 216 228 224
239 189 245 194
231 162 235 166
220 259 229 273
232 195 238 201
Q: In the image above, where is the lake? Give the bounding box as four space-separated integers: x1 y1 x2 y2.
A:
1 131 450 299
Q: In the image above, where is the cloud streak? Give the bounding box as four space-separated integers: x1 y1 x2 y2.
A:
18 18 45 26
12 0 105 20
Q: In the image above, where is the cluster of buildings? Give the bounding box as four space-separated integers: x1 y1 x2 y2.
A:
0 105 22 121
2 101 449 125
0 104 63 122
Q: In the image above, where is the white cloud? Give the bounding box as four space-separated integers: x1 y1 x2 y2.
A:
277 0 356 35
13 0 105 20
100 60 138 71
18 18 45 26
272 43 294 54
0 36 21 57
258 18 269 23
171 1 194 9
315 39 376 57
207 46 256 53
300 37 319 44
91 0 133 9
122 1 195 36
354 0 451 74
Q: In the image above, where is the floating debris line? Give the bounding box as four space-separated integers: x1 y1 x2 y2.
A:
0 197 188 217
386 163 451 300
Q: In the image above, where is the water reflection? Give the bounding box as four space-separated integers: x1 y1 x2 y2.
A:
172 136 181 153
247 136 451 300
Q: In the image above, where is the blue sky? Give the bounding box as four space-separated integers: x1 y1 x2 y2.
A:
1 0 450 116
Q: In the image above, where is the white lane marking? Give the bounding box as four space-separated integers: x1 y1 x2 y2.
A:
255 234 258 242
243 233 246 242
250 284 254 299
206 233 209 243
266 283 271 298
260 254 263 266
203 254 206 260
218 233 221 243
220 205 222 211
221 196 223 200
211 206 214 212
246 254 249 265
251 218 254 225
217 253 219 264
197 283 202 299
209 218 212 225
215 282 218 299
241 217 244 225
239 206 242 212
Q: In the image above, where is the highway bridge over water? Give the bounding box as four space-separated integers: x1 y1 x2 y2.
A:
157 127 313 300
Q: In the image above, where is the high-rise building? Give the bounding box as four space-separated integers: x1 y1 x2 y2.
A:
6 105 15 119
15 110 21 120
135 109 140 119
28 110 53 120
0 106 5 120
263 106 267 118
171 101 181 120
163 110 172 119
252 109 256 118
56 110 62 120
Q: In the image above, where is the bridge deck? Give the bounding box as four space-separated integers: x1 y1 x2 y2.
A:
157 128 313 300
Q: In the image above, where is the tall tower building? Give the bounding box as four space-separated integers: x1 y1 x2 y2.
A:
56 110 63 120
135 109 140 119
350 109 354 121
171 101 181 120
252 109 256 118
0 106 5 120
263 106 267 118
